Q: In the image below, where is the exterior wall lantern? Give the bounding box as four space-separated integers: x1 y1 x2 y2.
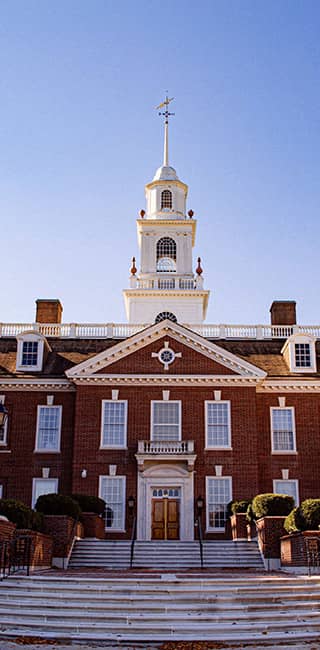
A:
196 495 204 514
128 496 135 511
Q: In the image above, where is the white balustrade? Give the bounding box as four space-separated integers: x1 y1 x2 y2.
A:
138 440 194 454
0 322 319 340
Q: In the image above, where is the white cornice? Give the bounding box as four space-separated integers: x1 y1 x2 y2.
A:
72 374 261 387
137 218 196 245
66 319 267 380
257 379 320 393
0 378 74 391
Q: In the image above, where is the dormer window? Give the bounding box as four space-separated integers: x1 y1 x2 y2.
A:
22 341 39 366
282 334 317 373
161 190 172 209
16 331 48 372
294 343 311 368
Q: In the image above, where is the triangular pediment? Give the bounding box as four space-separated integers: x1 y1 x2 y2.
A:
66 320 266 380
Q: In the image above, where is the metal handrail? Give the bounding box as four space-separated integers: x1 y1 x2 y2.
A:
130 516 137 569
197 516 204 569
0 535 31 580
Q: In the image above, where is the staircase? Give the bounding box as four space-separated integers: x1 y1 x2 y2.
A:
69 539 264 570
1 574 320 644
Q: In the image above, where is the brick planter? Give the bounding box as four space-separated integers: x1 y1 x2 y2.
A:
81 512 105 539
230 513 248 540
43 515 83 558
256 516 286 559
281 530 320 570
0 519 16 541
16 529 53 569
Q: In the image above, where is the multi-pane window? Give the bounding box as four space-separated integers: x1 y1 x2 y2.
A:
273 479 299 505
206 477 232 530
151 401 181 441
161 189 172 209
156 237 176 272
101 401 127 448
205 401 231 448
99 476 126 531
295 343 311 368
32 478 58 508
0 418 8 446
271 407 296 452
35 406 62 452
22 341 39 366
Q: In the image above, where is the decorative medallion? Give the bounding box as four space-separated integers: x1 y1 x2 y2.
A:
151 340 182 370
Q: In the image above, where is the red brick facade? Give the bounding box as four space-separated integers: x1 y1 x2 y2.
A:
0 318 319 542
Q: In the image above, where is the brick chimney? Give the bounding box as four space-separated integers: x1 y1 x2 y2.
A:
36 299 63 324
270 301 296 326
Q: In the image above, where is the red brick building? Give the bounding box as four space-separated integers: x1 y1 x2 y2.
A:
0 112 319 541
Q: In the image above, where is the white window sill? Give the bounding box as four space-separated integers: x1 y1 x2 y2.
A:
99 446 128 450
105 529 126 533
272 450 297 455
33 449 61 454
0 449 11 453
206 528 226 533
204 447 232 451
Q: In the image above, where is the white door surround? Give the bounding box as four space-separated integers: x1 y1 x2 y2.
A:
137 463 194 541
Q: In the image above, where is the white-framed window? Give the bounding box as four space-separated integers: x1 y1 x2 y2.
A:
271 407 296 453
205 401 231 449
0 485 3 499
100 400 127 448
32 478 58 508
99 476 126 531
273 479 299 505
35 405 62 452
282 334 317 373
206 476 232 531
151 401 181 441
16 332 46 372
156 237 176 272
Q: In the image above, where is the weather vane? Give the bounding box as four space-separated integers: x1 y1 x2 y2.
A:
156 93 175 166
156 93 175 124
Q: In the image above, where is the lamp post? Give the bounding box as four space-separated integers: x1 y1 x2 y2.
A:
196 495 204 516
128 496 135 512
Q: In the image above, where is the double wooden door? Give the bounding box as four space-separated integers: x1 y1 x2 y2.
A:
151 498 179 540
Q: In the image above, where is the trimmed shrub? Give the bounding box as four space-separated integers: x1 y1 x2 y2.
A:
284 507 301 534
252 493 294 519
71 494 106 516
299 499 320 531
246 503 255 523
0 498 42 530
231 499 251 515
35 493 81 520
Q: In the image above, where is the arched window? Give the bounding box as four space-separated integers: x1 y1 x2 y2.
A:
156 237 176 272
161 190 172 209
155 312 177 324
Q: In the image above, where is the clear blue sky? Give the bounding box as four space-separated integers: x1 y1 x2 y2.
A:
1 0 320 325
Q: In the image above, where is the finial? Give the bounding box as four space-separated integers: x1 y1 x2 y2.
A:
139 209 145 218
156 93 175 167
196 257 203 276
188 209 194 219
130 256 137 276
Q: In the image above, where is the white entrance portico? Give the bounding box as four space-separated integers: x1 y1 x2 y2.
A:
136 463 195 541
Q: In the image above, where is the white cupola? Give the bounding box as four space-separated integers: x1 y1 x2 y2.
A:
123 96 210 325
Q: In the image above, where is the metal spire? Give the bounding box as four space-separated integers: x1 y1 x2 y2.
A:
156 93 175 167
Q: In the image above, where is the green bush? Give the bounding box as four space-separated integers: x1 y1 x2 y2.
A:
246 503 255 523
71 494 106 515
0 498 43 531
284 507 301 534
35 493 81 520
231 499 251 515
252 493 294 519
299 499 320 531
